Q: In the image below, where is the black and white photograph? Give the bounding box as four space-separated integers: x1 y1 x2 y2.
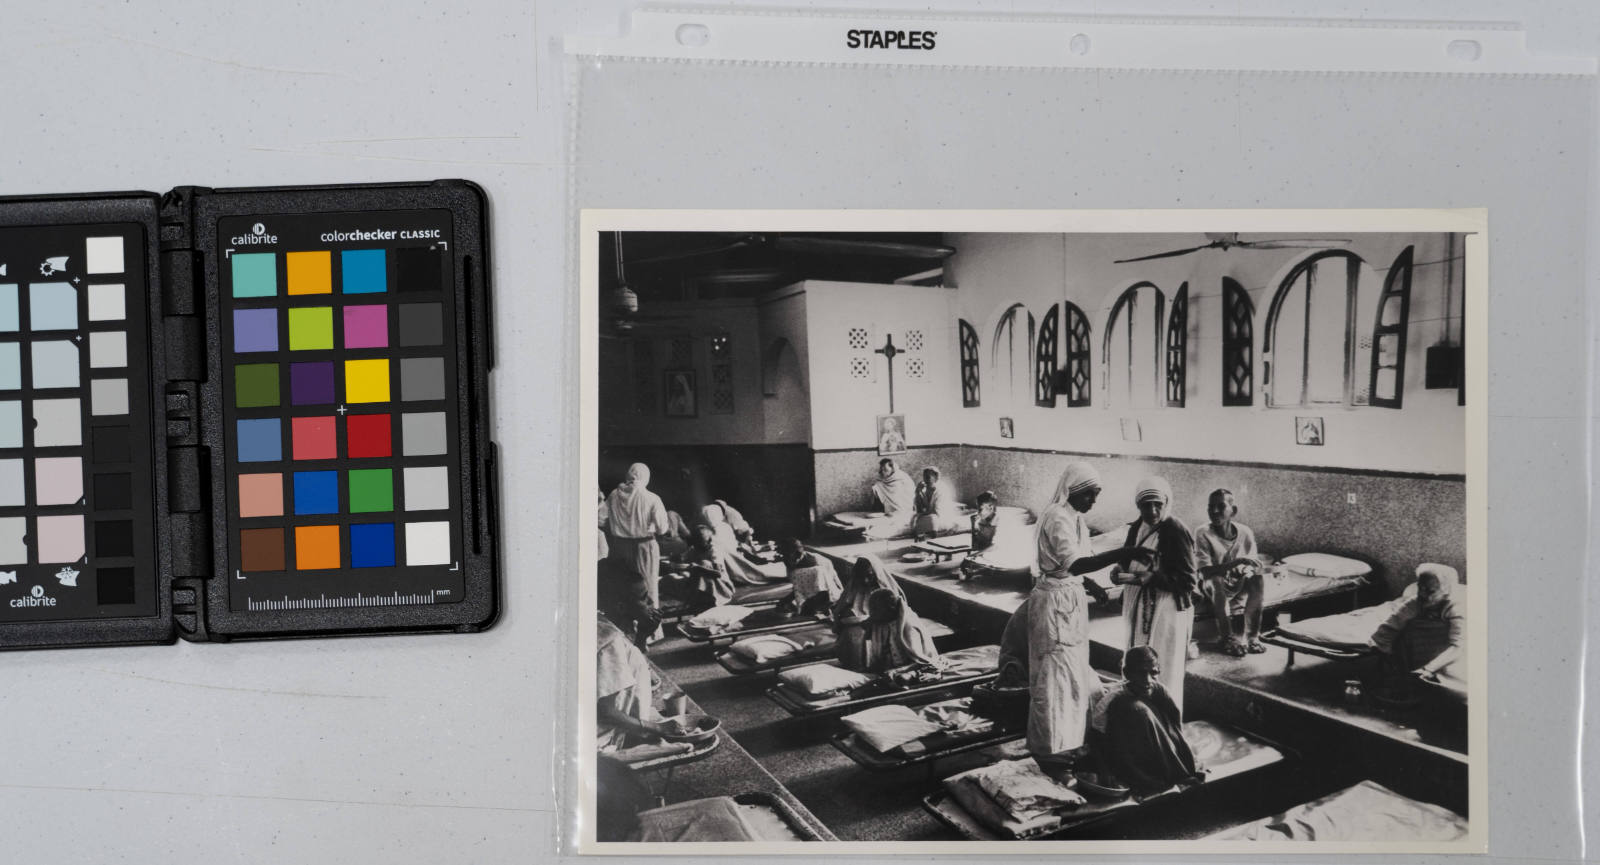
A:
579 211 1485 853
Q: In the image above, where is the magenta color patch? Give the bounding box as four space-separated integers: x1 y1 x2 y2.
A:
343 305 389 349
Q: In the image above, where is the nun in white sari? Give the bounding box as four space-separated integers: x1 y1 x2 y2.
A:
1025 462 1152 777
1113 476 1199 715
606 463 671 608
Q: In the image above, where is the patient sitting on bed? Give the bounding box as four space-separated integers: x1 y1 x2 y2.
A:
913 466 963 536
970 491 1000 551
860 588 941 673
1194 489 1266 657
1086 646 1204 797
775 538 843 618
597 614 672 751
1369 564 1464 700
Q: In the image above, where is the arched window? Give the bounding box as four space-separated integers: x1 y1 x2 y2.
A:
1101 282 1165 409
1063 302 1091 407
991 303 1035 408
1220 277 1255 406
1164 283 1188 408
1035 304 1059 407
1263 247 1413 408
958 319 980 407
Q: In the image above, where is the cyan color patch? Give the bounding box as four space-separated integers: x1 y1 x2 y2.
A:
341 249 386 294
232 253 277 298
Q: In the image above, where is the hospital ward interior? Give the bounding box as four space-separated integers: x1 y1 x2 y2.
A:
592 230 1471 843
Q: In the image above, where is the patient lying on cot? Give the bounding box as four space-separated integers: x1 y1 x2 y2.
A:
1085 646 1204 797
1369 564 1464 700
774 538 842 618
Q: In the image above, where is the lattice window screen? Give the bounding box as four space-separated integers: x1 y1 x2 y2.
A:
958 319 980 407
668 337 694 368
1064 303 1090 407
848 326 875 383
906 357 926 380
1369 245 1413 409
1165 283 1188 407
1035 304 1059 407
1221 278 1254 407
709 333 733 414
905 329 925 352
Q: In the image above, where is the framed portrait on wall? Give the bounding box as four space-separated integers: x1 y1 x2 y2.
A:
999 417 1014 439
663 370 697 417
1296 416 1325 446
876 414 906 455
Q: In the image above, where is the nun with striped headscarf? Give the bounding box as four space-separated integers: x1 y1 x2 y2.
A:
1025 462 1157 779
1111 476 1199 715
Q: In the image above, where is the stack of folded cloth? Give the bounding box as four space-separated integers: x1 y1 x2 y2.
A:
942 758 1088 837
685 605 755 635
935 644 1001 676
635 796 803 842
841 698 996 754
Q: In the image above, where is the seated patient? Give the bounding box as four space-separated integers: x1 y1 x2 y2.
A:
913 466 962 536
707 499 757 554
1194 488 1265 657
1370 563 1464 694
860 588 941 673
870 458 917 519
1088 646 1204 797
970 490 1000 551
597 614 671 751
680 525 738 607
775 538 843 618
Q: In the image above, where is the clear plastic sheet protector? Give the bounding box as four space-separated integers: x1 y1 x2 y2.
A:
562 9 1598 861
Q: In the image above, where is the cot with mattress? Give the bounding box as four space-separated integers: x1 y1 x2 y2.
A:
632 792 835 842
765 644 1001 717
1195 552 1371 623
655 565 794 622
923 720 1288 840
678 606 826 645
713 619 958 676
1204 779 1467 842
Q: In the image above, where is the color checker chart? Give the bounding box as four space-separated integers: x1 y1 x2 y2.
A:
220 210 465 613
0 223 156 623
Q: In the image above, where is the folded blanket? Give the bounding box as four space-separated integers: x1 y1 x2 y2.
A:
937 644 1001 676
917 698 994 736
1279 552 1370 579
727 634 804 664
841 704 942 752
1207 780 1466 842
636 796 763 842
967 758 1086 821
779 663 875 697
687 605 756 633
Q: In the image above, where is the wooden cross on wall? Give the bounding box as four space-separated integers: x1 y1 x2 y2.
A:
876 334 900 413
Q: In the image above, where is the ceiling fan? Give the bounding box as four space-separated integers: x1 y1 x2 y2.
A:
602 232 691 339
1114 232 1352 264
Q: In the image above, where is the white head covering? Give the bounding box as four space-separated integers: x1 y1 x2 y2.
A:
1134 476 1172 505
1050 462 1103 506
1415 563 1459 598
608 462 668 538
625 462 650 486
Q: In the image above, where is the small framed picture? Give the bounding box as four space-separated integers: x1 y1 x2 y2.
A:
663 370 697 417
876 414 906 456
1296 416 1325 446
998 417 1014 439
1120 417 1142 442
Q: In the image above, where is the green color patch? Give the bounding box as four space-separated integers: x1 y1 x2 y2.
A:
235 363 280 408
287 306 334 351
231 253 278 298
347 468 394 513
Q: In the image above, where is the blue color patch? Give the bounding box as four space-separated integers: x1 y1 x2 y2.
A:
341 249 386 294
236 418 282 463
29 283 78 331
350 522 396 568
292 470 339 515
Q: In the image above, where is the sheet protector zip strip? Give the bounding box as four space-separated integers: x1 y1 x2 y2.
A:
565 10 1598 75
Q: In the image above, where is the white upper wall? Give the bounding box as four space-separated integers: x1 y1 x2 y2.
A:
944 232 1465 475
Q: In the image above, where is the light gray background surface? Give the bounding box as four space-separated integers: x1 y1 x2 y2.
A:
2 2 1596 863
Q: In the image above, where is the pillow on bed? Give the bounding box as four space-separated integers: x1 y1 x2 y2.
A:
727 634 804 664
840 704 942 752
779 663 874 697
687 605 755 631
1279 552 1371 579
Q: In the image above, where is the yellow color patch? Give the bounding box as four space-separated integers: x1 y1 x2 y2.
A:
344 358 390 403
285 251 332 295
